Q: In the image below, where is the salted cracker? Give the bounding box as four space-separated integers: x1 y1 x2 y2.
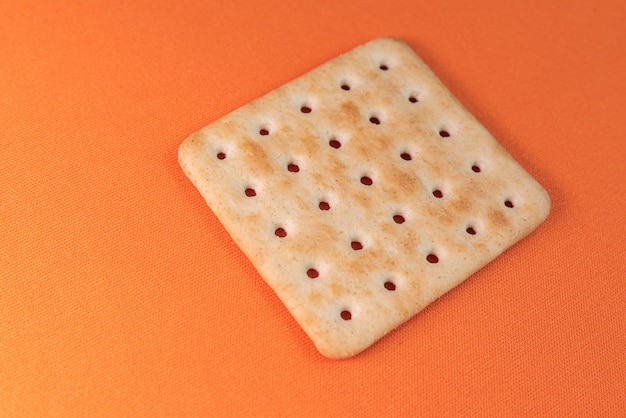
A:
178 37 550 359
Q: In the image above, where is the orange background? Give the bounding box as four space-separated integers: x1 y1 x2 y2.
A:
2 0 625 415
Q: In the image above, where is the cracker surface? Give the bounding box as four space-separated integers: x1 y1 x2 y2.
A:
178 37 550 359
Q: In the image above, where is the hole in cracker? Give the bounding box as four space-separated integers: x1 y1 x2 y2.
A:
216 152 226 160
319 201 331 211
439 130 450 138
274 227 287 238
384 281 396 291
504 199 514 208
287 163 300 173
340 310 352 320
341 83 351 91
393 214 405 224
351 241 363 251
329 138 342 149
379 64 389 71
432 189 444 199
360 176 373 186
369 116 381 125
400 152 412 161
466 226 477 235
471 164 481 173
426 253 439 264
300 106 312 114
259 128 269 136
307 268 319 279
244 188 256 197
408 95 418 103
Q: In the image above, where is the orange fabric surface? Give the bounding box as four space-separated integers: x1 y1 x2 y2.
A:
1 0 625 415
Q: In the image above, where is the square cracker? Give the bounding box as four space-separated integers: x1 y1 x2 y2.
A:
178 37 550 359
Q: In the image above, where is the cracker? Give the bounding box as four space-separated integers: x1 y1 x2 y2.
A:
178 37 550 359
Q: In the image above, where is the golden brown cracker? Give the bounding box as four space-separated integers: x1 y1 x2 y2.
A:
178 37 550 358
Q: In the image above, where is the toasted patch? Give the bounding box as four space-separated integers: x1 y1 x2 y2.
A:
178 37 550 359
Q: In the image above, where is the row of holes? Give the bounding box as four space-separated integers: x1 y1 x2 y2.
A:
255 62 429 135
338 61 398 90
275 222 478 240
219 118 452 164
240 164 512 207
304 268 396 290
256 116 448 137
343 61 423 321
273 224 460 262
219 154 483 184
243 191 489 233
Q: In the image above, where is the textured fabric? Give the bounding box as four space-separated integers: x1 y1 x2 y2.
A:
1 0 624 415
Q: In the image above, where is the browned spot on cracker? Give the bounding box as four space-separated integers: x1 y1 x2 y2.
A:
383 167 420 197
397 229 420 253
239 139 273 176
340 101 360 123
450 197 473 214
300 134 320 158
488 208 510 228
308 290 323 305
346 186 373 210
426 204 454 227
329 281 346 298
